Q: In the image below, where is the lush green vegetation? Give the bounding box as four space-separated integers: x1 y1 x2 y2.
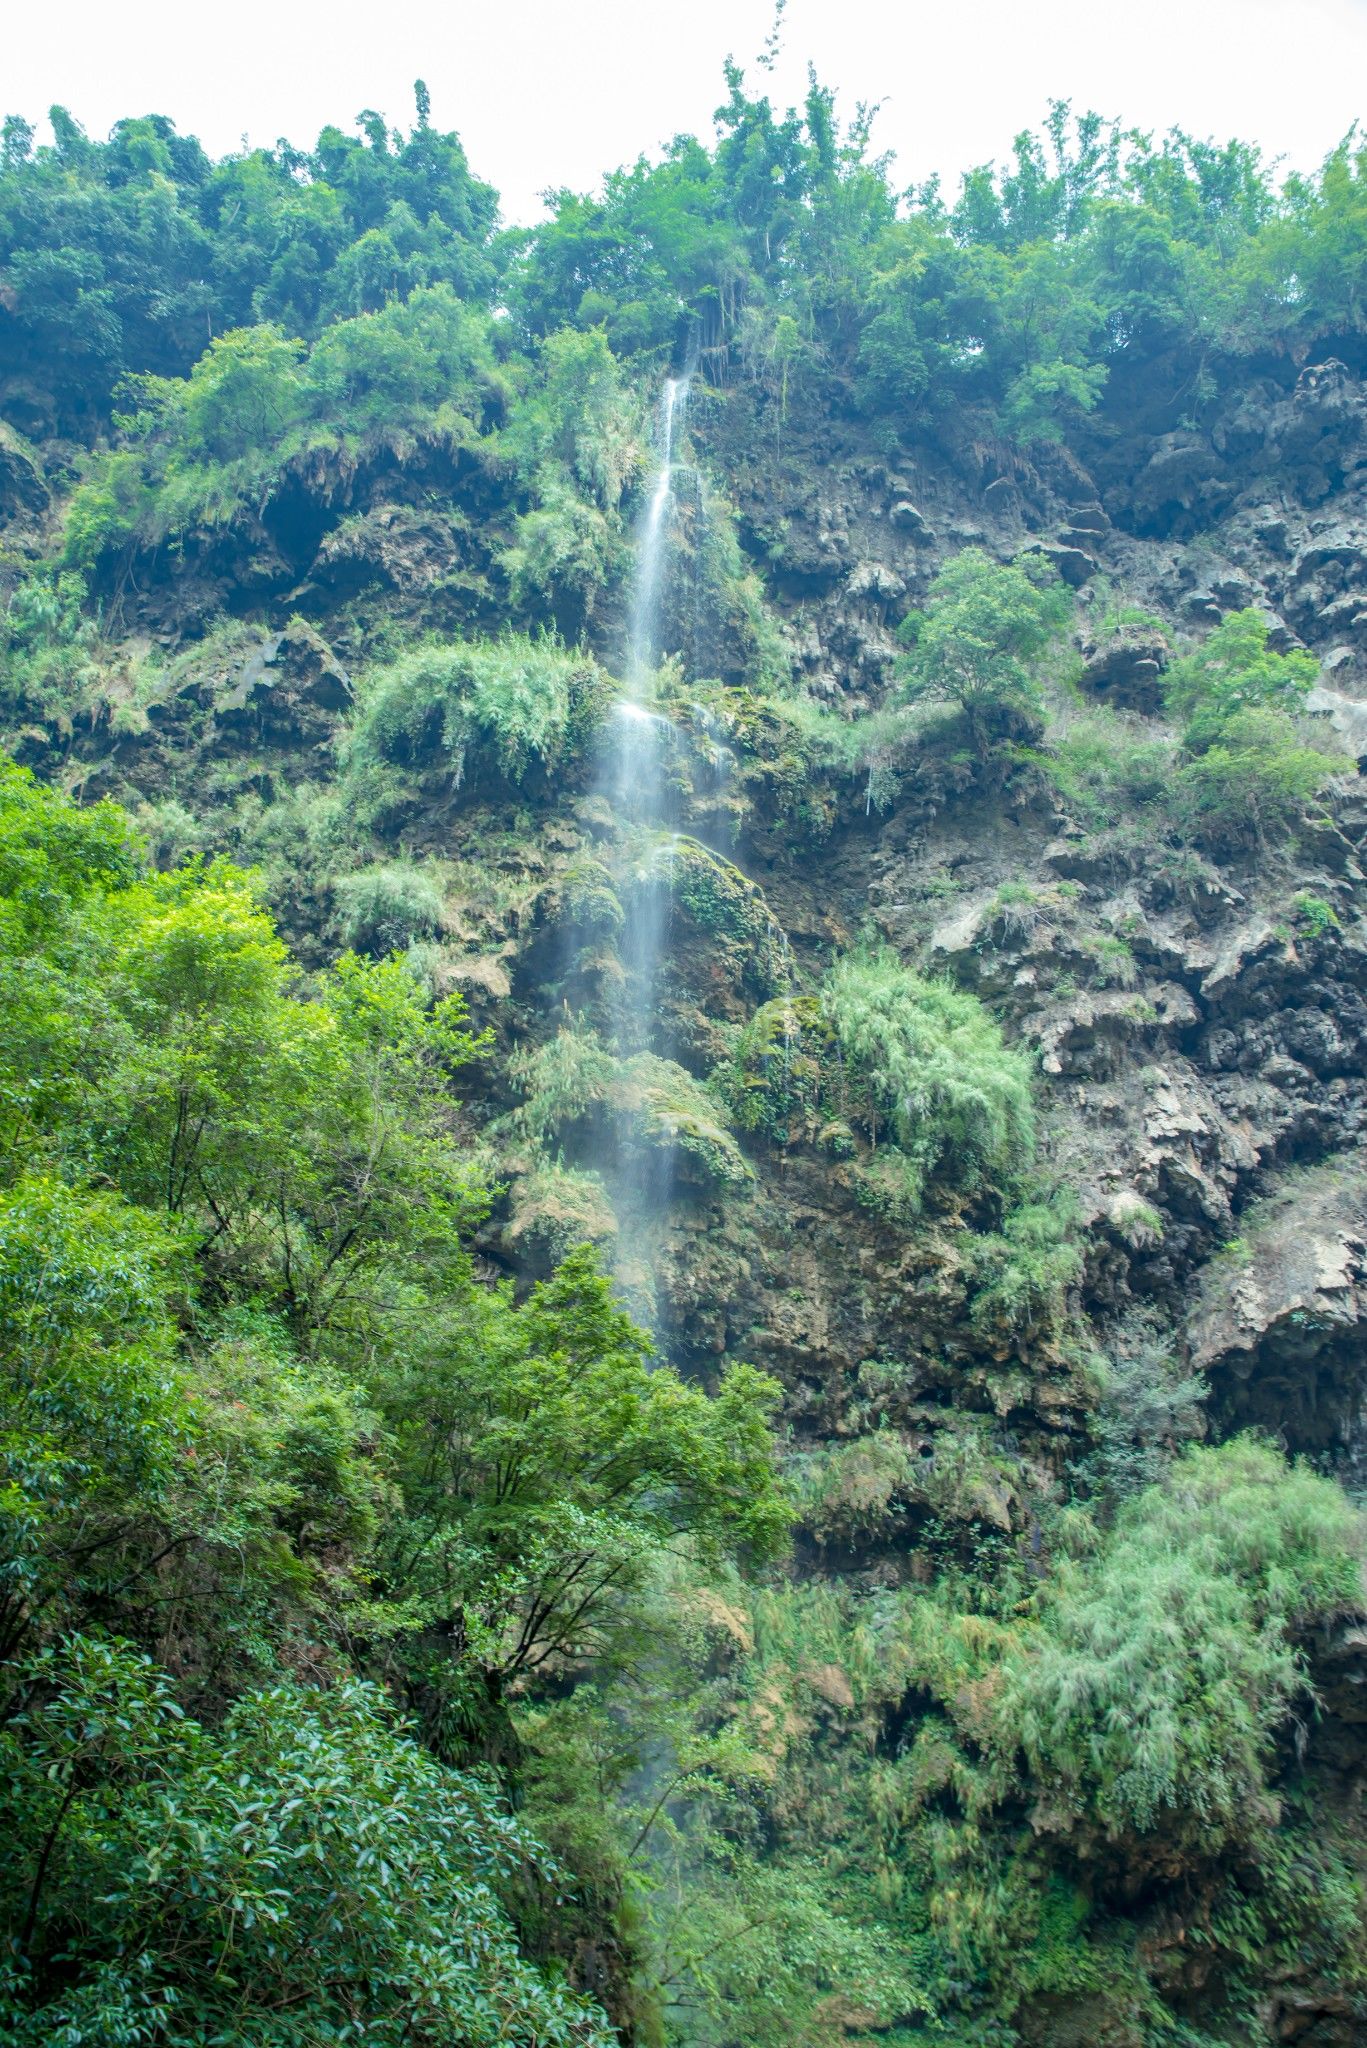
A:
0 762 785 2041
895 547 1073 751
9 78 1367 470
3 52 1367 2048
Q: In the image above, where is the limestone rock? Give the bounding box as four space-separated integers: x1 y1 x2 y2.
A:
1025 539 1098 588
214 622 352 747
1078 623 1170 711
889 499 936 544
1187 1154 1367 1462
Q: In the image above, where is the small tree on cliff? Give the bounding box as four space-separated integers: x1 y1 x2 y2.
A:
895 547 1072 753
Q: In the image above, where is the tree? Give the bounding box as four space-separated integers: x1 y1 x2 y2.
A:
1163 605 1319 750
0 1178 185 1660
377 1247 787 1726
1 1641 614 2047
177 323 308 460
895 547 1072 751
1173 706 1337 848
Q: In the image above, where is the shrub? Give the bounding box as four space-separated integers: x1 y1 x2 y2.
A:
1030 711 1175 827
510 1023 616 1141
1293 889 1340 935
1072 1316 1206 1507
0 568 100 725
966 1190 1082 1343
1004 1438 1365 1856
347 633 610 791
823 946 1035 1211
333 859 446 954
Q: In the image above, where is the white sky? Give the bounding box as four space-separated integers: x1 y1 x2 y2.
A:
5 0 1365 222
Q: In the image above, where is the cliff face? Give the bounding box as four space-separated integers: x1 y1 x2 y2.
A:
8 329 1367 2038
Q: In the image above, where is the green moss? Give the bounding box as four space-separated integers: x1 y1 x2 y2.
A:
614 1052 751 1189
718 993 828 1141
505 1157 617 1262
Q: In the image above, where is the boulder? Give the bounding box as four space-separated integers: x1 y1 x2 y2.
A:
1187 1153 1367 1461
1077 624 1170 711
889 499 936 544
1025 539 1098 588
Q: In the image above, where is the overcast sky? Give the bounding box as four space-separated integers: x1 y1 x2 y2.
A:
6 0 1366 221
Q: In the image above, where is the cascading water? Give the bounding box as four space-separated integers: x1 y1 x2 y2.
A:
568 368 794 1325
576 374 694 1309
626 374 689 687
607 371 692 1058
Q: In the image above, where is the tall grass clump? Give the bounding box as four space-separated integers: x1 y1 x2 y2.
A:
823 946 1035 1211
346 633 610 794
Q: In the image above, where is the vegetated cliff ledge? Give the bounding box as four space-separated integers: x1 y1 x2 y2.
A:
29 348 1367 1438
6 92 1367 2048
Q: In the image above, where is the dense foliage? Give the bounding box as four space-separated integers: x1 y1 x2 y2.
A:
0 762 785 2039
2 50 1367 2048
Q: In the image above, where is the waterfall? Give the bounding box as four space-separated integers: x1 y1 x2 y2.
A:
626 375 690 686
604 373 693 1056
577 373 695 1311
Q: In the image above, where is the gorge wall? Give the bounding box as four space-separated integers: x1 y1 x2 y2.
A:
4 87 1367 2048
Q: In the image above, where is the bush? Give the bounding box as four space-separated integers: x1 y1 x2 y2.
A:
896 548 1073 752
823 946 1035 1211
64 290 501 562
510 1023 616 1141
1004 1438 1365 1856
966 1189 1082 1343
347 633 610 793
0 568 100 725
333 859 446 954
1030 710 1175 827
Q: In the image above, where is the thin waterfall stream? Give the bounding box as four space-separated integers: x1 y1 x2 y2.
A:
569 368 795 1325
591 374 693 1310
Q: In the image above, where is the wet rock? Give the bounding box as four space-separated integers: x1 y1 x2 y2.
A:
844 559 905 605
1309 681 1367 764
214 622 352 748
307 504 465 596
1130 433 1228 527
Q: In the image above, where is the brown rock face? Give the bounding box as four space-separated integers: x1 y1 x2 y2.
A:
1188 1154 1367 1468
